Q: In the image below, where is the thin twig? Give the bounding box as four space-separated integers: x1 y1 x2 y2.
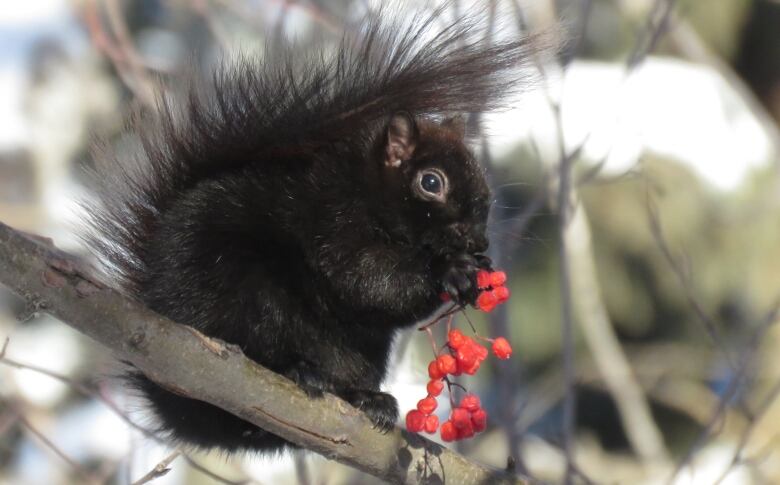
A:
131 450 181 485
627 0 678 71
181 456 251 485
668 302 780 483
103 0 158 104
82 0 157 107
712 378 780 485
553 99 578 485
18 413 101 484
190 0 232 50
0 347 249 485
0 407 20 439
646 195 735 370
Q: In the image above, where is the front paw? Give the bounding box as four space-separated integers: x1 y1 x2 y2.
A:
434 253 481 306
341 389 398 433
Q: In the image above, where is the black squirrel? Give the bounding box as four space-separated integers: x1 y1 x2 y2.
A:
84 6 533 452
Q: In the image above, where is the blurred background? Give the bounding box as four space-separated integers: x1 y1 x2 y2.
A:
1 0 779 484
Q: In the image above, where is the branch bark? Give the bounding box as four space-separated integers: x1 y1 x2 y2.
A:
0 221 528 485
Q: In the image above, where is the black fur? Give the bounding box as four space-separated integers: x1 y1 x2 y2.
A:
84 6 533 453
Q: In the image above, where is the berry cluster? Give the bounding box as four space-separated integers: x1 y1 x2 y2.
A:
475 269 510 312
407 267 514 442
440 394 487 441
407 329 512 440
434 329 488 376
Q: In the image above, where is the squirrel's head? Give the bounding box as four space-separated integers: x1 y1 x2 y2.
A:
375 113 491 258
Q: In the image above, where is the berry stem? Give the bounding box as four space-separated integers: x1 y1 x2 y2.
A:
417 303 459 331
424 327 438 358
444 377 457 408
471 334 494 343
460 309 478 333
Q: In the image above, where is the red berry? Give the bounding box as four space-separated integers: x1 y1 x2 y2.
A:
492 337 513 360
406 410 426 432
455 344 481 374
426 379 444 397
417 396 438 415
461 359 481 375
440 420 458 442
471 408 487 432
492 286 510 303
457 419 475 439
428 360 444 380
456 346 477 368
489 270 507 287
473 342 489 361
436 354 457 375
447 329 467 349
456 349 477 372
476 270 491 289
476 290 498 312
459 394 481 413
439 292 451 302
451 408 471 429
424 414 439 434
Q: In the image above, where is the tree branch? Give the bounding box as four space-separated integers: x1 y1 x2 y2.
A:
0 221 528 485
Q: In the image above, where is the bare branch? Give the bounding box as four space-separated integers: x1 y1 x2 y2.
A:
553 98 578 485
566 198 669 464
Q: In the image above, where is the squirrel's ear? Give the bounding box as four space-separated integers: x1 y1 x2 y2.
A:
384 112 418 168
441 115 466 139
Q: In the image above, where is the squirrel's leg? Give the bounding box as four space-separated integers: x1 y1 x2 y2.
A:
283 359 399 432
338 389 398 432
274 314 400 432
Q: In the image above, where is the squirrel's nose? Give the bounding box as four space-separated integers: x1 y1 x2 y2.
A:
451 223 488 253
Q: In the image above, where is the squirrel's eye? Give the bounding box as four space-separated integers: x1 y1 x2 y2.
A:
414 169 448 202
421 173 443 194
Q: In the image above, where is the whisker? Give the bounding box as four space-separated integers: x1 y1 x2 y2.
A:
492 203 549 210
491 181 538 191
487 230 551 248
489 212 556 225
